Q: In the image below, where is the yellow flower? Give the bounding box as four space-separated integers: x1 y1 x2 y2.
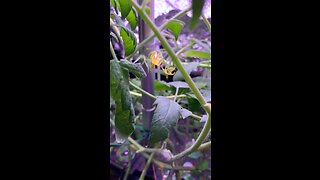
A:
161 66 176 79
149 51 163 71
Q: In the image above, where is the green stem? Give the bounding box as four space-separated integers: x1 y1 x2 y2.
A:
190 113 202 120
131 0 212 161
130 91 189 100
129 144 196 171
139 152 155 180
198 141 211 151
110 41 119 62
171 111 211 161
173 87 179 102
165 94 188 99
129 81 155 99
130 91 142 97
201 14 211 33
141 0 149 9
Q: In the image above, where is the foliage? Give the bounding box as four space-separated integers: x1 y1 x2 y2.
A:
110 0 211 179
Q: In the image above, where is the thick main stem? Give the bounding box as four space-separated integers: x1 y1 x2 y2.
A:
139 0 155 133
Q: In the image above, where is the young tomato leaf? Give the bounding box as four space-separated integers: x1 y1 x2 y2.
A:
166 19 185 41
110 60 135 142
119 59 146 79
184 50 211 59
119 0 132 19
119 26 137 57
190 0 205 29
126 8 138 30
173 62 200 81
149 96 182 145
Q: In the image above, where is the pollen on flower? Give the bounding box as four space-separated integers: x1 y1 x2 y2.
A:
149 51 164 71
161 66 176 79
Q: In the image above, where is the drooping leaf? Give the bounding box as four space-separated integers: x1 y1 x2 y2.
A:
110 60 135 142
190 0 205 29
119 26 137 56
149 96 182 145
119 59 146 79
166 19 185 41
119 0 132 19
126 8 138 30
180 108 193 119
173 62 200 81
167 81 189 89
184 50 211 59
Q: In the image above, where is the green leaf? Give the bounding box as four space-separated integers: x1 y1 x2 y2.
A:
149 96 182 145
110 0 120 14
188 89 211 103
166 19 185 41
126 8 138 30
110 60 135 141
154 80 171 91
188 151 201 159
196 159 209 170
119 26 137 56
173 62 200 81
119 0 132 19
180 108 193 119
184 50 211 59
187 97 202 113
110 0 116 9
190 0 205 29
144 7 151 15
193 77 211 90
119 59 146 79
167 81 189 89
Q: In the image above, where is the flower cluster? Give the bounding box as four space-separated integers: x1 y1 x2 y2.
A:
149 51 176 78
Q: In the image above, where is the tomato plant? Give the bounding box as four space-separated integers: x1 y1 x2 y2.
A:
110 0 211 179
